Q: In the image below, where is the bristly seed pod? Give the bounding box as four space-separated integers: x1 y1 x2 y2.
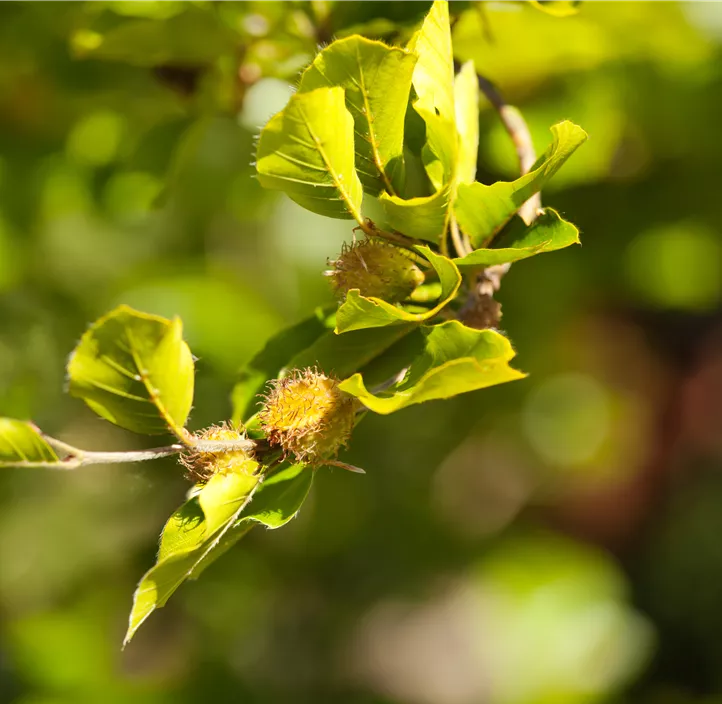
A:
259 368 355 465
326 239 425 303
180 423 257 483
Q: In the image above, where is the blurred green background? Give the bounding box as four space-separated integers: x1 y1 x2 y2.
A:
2 2 722 703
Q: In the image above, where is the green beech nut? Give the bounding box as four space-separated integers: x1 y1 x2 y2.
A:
259 368 355 465
326 239 425 303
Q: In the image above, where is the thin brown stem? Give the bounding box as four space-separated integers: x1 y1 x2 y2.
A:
475 75 540 225
16 432 258 471
454 70 541 327
449 213 472 258
358 219 423 253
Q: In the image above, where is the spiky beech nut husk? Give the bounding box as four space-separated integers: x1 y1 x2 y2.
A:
327 239 425 303
259 368 355 465
180 423 257 483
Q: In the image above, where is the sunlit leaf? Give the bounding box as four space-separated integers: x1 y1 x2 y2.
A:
407 0 455 123
420 109 458 193
256 86 364 221
454 60 480 184
67 305 194 436
125 463 312 645
286 322 415 379
299 36 417 196
335 246 461 333
340 321 525 414
453 208 580 270
378 1 459 240
0 418 60 467
455 121 587 247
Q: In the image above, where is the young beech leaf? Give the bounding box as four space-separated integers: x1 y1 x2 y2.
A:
529 0 582 17
380 186 453 243
256 86 364 222
285 322 415 380
125 463 313 645
339 320 526 414
407 0 455 124
0 418 60 467
67 305 194 436
453 208 580 270
454 121 588 247
231 315 410 425
379 1 458 243
298 36 417 197
335 246 462 334
454 60 480 185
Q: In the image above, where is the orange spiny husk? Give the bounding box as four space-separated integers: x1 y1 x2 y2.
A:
180 422 258 483
258 368 355 465
326 238 424 303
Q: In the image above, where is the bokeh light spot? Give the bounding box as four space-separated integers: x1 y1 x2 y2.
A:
240 78 295 131
523 372 612 468
66 111 126 167
625 222 722 310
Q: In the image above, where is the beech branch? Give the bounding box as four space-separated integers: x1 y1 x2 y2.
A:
476 74 540 226
455 70 541 327
9 428 257 470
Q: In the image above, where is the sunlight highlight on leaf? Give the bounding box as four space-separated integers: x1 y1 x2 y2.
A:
257 86 364 222
0 419 60 468
340 321 525 414
67 305 195 436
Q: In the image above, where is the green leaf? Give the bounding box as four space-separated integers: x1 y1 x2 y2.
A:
376 1 462 242
298 36 417 197
186 463 314 579
410 0 457 191
453 208 580 270
286 322 415 380
231 312 330 424
407 0 455 124
256 86 364 221
454 60 480 184
0 418 60 467
419 109 458 192
126 465 262 645
340 320 525 414
335 246 462 333
529 1 582 17
379 185 452 242
455 121 588 247
67 305 194 436
125 463 313 645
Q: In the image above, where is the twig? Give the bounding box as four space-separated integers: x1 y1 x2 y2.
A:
9 431 258 470
476 74 540 226
455 70 541 327
449 212 472 258
358 219 422 253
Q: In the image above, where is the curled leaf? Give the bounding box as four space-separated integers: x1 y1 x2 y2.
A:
335 246 461 333
67 305 194 436
340 320 525 414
